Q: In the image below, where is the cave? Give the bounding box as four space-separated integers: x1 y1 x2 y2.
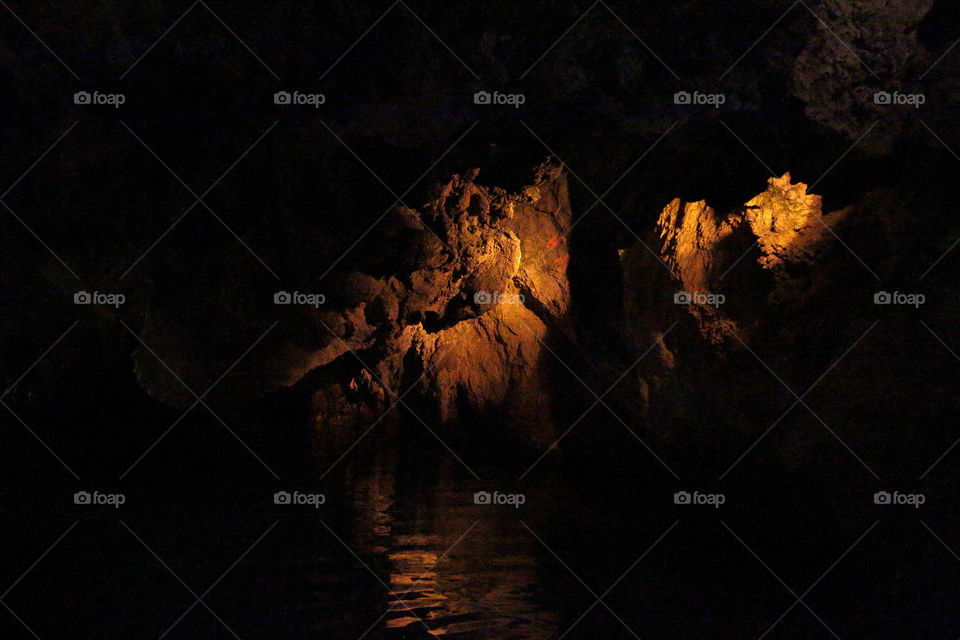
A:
3 1 960 638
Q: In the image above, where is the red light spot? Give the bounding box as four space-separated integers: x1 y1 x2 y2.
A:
546 236 559 249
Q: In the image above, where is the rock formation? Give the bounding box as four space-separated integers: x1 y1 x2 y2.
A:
133 163 572 447
622 173 840 356
618 169 952 477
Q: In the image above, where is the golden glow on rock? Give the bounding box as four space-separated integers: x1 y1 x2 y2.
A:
744 172 827 270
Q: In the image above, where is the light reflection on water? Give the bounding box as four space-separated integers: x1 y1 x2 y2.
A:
339 454 561 639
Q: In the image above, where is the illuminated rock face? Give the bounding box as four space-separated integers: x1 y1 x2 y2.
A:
134 163 571 446
618 171 945 476
301 163 572 445
621 173 885 421
742 173 832 271
623 173 856 353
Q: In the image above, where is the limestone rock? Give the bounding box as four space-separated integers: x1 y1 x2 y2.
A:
132 163 572 447
621 172 859 424
743 173 833 271
619 168 938 478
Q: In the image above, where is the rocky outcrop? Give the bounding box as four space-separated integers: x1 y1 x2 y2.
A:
623 172 899 356
134 163 572 447
623 173 842 355
621 173 850 427
619 169 958 478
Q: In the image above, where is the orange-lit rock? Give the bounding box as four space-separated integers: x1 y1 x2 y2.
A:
743 173 836 272
619 170 935 477
302 163 571 446
134 163 571 447
621 173 870 424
